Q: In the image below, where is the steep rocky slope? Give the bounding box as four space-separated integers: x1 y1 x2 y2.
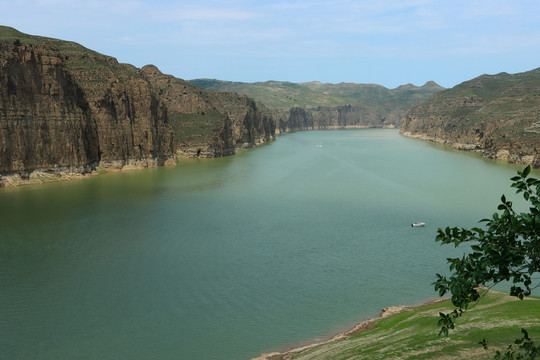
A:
0 26 275 185
141 65 274 157
0 39 100 176
191 79 444 131
401 68 540 167
0 26 175 185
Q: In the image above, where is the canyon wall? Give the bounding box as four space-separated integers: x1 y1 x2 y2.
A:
401 68 540 167
0 34 175 185
0 26 275 186
273 105 396 133
141 65 275 158
0 41 100 176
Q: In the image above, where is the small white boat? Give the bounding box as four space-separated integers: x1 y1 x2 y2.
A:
411 222 425 227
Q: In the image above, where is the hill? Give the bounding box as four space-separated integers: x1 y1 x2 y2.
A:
401 68 540 167
190 79 444 131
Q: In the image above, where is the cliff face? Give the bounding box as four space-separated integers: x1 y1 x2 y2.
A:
0 41 100 176
0 30 175 184
212 92 275 149
141 65 274 158
274 105 393 133
401 68 540 167
0 26 275 186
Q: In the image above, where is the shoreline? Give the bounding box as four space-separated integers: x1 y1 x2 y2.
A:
252 296 449 360
400 131 539 168
0 156 178 189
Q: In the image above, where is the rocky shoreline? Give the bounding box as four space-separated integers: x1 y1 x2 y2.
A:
401 132 539 168
252 297 448 360
0 155 177 188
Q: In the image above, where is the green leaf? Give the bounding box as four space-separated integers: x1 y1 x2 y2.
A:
523 165 531 178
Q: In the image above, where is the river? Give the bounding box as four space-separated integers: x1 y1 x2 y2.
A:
0 129 533 359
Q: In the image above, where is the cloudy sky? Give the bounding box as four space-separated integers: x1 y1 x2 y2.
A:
1 0 539 88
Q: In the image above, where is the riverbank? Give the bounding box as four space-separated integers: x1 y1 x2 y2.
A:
401 132 539 169
253 290 540 359
252 297 448 360
0 157 178 188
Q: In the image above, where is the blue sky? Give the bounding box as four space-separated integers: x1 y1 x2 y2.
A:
1 0 539 88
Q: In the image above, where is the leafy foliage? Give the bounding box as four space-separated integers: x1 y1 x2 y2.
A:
434 165 540 358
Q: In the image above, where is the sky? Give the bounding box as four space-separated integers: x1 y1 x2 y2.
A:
1 0 539 88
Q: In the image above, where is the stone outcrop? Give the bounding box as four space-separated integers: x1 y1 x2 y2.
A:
274 105 395 133
141 64 274 158
0 30 176 186
0 41 100 176
0 26 275 186
401 68 540 167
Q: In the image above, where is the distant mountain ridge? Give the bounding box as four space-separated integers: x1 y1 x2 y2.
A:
190 78 444 131
401 67 540 167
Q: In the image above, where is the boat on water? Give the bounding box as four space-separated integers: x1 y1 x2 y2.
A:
411 222 425 227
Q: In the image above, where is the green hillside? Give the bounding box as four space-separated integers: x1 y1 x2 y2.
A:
264 290 540 359
190 78 444 111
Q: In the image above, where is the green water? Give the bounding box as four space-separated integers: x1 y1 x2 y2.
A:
0 129 533 360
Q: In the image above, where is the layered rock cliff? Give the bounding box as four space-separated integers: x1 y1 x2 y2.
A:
0 26 275 186
0 40 100 176
273 105 394 133
141 65 274 157
0 26 175 186
401 68 540 167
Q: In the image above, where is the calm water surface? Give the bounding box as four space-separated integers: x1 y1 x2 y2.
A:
0 129 534 359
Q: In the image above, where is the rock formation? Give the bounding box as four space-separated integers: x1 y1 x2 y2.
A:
0 26 275 186
141 65 274 157
0 40 100 176
191 79 444 132
401 68 540 167
0 27 176 186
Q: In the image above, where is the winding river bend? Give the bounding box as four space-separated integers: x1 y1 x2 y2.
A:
0 129 532 360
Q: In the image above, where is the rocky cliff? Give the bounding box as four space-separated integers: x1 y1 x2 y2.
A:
273 104 395 133
141 65 274 157
0 40 100 176
0 26 175 186
401 68 540 167
0 26 275 186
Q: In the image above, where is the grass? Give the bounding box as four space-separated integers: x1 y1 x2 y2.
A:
0 25 104 58
168 111 224 143
278 290 540 360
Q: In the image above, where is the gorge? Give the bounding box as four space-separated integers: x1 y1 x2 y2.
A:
1 24 538 185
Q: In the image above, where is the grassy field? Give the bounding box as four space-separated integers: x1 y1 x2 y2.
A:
266 290 540 360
